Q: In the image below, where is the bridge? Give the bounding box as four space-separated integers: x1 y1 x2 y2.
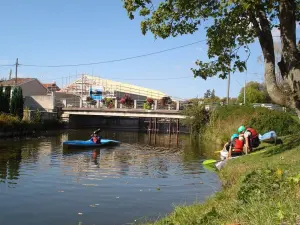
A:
61 107 185 121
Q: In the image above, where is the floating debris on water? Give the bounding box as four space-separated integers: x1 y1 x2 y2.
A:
90 204 96 207
116 196 120 199
78 212 83 215
58 190 64 192
156 187 160 191
95 204 99 206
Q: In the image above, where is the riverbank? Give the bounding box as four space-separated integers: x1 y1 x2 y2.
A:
147 135 300 225
0 113 65 138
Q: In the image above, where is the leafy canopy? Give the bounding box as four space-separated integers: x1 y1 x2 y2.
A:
122 0 300 79
237 81 271 103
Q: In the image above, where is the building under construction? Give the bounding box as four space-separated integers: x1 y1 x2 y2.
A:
60 74 167 100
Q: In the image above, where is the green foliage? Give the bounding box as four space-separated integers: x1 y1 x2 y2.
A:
0 86 4 112
237 82 271 104
10 87 24 119
102 97 115 108
143 98 154 109
143 102 151 110
33 109 41 123
3 86 11 113
247 109 300 136
0 113 64 132
189 105 300 145
182 103 210 136
123 0 300 112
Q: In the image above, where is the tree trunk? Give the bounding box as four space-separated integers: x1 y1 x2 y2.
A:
277 0 300 116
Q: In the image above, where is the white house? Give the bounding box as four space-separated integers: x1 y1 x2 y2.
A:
0 78 48 96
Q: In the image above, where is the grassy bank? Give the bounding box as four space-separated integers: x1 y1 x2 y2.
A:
148 135 300 225
0 113 64 136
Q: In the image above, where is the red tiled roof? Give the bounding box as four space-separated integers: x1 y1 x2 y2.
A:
0 78 35 86
43 83 60 91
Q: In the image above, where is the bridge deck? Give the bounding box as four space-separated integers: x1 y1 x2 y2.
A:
62 107 185 119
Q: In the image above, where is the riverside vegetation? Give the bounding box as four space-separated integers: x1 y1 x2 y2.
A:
145 105 300 225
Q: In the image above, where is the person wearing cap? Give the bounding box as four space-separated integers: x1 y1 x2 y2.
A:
237 125 260 153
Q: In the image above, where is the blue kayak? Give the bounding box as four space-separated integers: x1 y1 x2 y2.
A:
63 139 120 148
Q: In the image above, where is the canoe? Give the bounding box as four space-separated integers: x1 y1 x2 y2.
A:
63 139 120 148
259 131 277 143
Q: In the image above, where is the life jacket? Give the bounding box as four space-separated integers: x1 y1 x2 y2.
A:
232 138 244 153
246 127 258 139
92 136 98 143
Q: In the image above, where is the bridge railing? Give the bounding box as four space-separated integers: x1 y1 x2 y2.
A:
61 98 184 111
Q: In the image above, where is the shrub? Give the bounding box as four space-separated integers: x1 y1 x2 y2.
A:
143 98 154 110
184 104 300 145
10 87 24 119
160 96 172 106
102 97 115 108
119 94 134 107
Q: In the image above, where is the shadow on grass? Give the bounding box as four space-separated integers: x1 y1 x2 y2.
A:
262 135 300 157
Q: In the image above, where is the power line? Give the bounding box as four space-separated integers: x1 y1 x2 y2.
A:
42 74 193 82
1 36 298 68
19 40 206 68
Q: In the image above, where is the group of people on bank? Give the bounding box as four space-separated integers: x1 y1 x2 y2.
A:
221 126 260 160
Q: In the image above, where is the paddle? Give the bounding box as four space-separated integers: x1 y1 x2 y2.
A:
202 159 218 165
93 128 101 134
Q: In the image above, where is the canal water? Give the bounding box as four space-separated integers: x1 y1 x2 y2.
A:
0 130 220 225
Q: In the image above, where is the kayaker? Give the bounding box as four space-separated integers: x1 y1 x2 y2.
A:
223 133 245 159
237 126 260 153
91 129 101 144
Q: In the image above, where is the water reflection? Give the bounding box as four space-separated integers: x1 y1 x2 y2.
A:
0 130 220 225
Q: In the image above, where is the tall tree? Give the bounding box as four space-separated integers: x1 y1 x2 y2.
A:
237 81 270 104
3 86 11 113
211 89 216 99
10 87 24 119
0 86 4 112
122 0 300 115
203 89 211 98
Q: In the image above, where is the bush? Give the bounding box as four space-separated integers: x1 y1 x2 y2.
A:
0 113 64 132
102 97 115 108
119 94 134 107
10 87 24 119
247 109 300 136
143 98 154 109
182 104 210 137
184 104 300 145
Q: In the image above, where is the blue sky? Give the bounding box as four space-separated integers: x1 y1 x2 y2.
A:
0 1 299 99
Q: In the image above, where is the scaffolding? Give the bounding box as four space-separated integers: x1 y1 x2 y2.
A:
60 74 167 100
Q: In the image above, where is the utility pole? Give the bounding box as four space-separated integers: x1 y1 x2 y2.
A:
9 69 12 80
226 50 231 105
244 79 246 105
244 66 248 105
80 74 84 108
15 58 19 86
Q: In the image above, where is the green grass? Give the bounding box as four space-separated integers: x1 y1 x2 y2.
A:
145 135 300 225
